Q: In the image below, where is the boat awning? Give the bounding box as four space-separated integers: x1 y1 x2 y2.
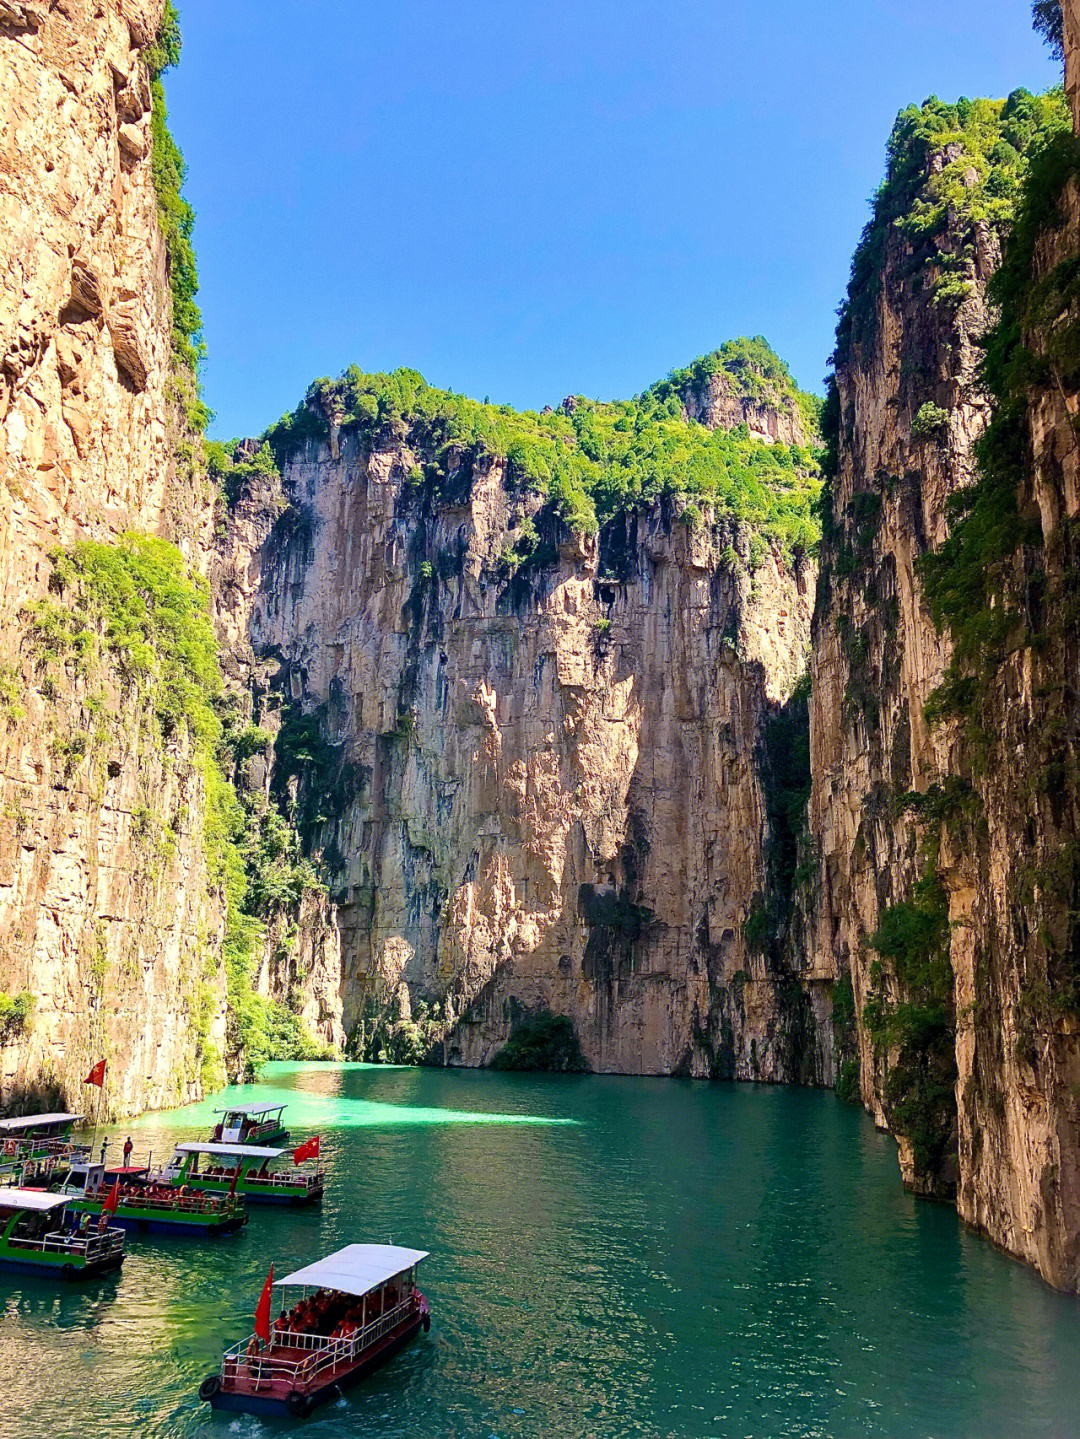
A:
275 1244 429 1297
212 1104 285 1117
175 1142 284 1159
0 1187 70 1212
0 1112 83 1133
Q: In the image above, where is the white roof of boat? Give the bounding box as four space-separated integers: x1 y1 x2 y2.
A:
175 1142 284 1159
275 1244 428 1296
212 1103 285 1116
0 1112 82 1132
0 1187 69 1212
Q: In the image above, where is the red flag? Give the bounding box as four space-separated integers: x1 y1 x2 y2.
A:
254 1263 274 1344
292 1135 320 1165
227 1164 240 1197
102 1178 119 1215
84 1059 106 1087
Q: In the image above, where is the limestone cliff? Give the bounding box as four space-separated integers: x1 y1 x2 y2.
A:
0 1 224 1116
213 363 825 1078
809 46 1080 1290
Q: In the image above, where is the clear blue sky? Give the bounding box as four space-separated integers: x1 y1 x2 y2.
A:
167 1 1061 439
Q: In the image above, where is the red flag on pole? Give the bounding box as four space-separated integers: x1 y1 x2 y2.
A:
102 1178 120 1215
254 1263 274 1344
227 1164 240 1197
292 1135 320 1166
84 1059 106 1087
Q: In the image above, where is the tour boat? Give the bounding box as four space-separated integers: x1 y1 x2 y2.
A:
211 1102 290 1146
0 1112 86 1165
156 1141 324 1206
56 1159 248 1238
199 1243 431 1419
0 1187 124 1279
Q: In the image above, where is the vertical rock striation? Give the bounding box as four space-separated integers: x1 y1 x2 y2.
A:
214 359 825 1078
0 1 223 1115
809 49 1080 1291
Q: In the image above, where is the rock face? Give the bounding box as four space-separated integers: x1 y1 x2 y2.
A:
216 416 822 1078
0 1 223 1116
808 67 1080 1290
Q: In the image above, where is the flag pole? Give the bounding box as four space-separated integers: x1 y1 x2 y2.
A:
88 1061 107 1159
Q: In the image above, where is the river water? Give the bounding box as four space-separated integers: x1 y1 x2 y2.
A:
1 1062 1078 1438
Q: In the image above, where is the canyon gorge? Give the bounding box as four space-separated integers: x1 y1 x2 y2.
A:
2 0 1080 1295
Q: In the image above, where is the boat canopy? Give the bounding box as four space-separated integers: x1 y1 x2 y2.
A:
274 1244 429 1297
212 1104 285 1117
0 1112 83 1132
0 1187 70 1212
175 1142 284 1159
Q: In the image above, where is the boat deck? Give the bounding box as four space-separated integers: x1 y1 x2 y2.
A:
220 1302 420 1405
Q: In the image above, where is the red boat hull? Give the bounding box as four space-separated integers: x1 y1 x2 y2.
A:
206 1307 426 1419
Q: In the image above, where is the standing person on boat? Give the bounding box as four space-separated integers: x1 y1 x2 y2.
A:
122 1137 133 1169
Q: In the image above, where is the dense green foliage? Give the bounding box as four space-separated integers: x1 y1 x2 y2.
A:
831 975 859 1103
0 991 35 1044
146 4 206 431
644 336 823 439
920 129 1080 693
864 875 956 1179
1032 1 1065 60
37 535 325 1077
489 1012 588 1072
265 340 822 561
835 89 1071 366
205 439 279 506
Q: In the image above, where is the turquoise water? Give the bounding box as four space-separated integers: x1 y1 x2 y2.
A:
1 1063 1079 1438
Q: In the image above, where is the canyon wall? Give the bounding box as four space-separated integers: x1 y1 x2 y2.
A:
215 385 828 1080
809 50 1080 1289
0 1 225 1115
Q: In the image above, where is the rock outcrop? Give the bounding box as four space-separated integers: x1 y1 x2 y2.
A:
808 53 1080 1290
0 1 223 1116
214 381 824 1078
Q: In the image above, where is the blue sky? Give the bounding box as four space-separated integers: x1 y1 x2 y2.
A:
167 1 1061 439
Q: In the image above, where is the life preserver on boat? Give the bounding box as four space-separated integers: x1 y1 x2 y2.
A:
285 1390 310 1418
3 1139 15 1156
198 1374 221 1402
61 1263 78 1282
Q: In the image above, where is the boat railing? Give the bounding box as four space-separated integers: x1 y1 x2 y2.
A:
8 1227 123 1260
221 1296 417 1389
92 1186 239 1216
201 1167 322 1191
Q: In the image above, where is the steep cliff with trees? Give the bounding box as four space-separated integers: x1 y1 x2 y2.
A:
809 0 1080 1289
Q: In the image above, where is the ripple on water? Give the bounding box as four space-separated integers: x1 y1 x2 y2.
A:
3 1068 1080 1439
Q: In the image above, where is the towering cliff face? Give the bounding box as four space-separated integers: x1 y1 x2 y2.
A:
0 1 225 1115
809 61 1080 1290
214 356 827 1078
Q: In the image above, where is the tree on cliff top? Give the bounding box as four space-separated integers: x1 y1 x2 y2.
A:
1032 1 1065 61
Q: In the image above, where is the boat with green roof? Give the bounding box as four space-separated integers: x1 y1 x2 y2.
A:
56 1159 248 1238
155 1141 324 1206
211 1103 290 1146
0 1186 124 1280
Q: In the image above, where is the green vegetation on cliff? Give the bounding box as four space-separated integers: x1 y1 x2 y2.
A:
489 1012 588 1072
35 536 327 1079
864 873 956 1181
146 3 207 433
265 339 822 562
920 128 1080 682
835 88 1071 366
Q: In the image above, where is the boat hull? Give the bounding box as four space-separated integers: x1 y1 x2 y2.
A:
0 1251 123 1280
190 1181 323 1207
208 1313 423 1418
66 1202 246 1238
